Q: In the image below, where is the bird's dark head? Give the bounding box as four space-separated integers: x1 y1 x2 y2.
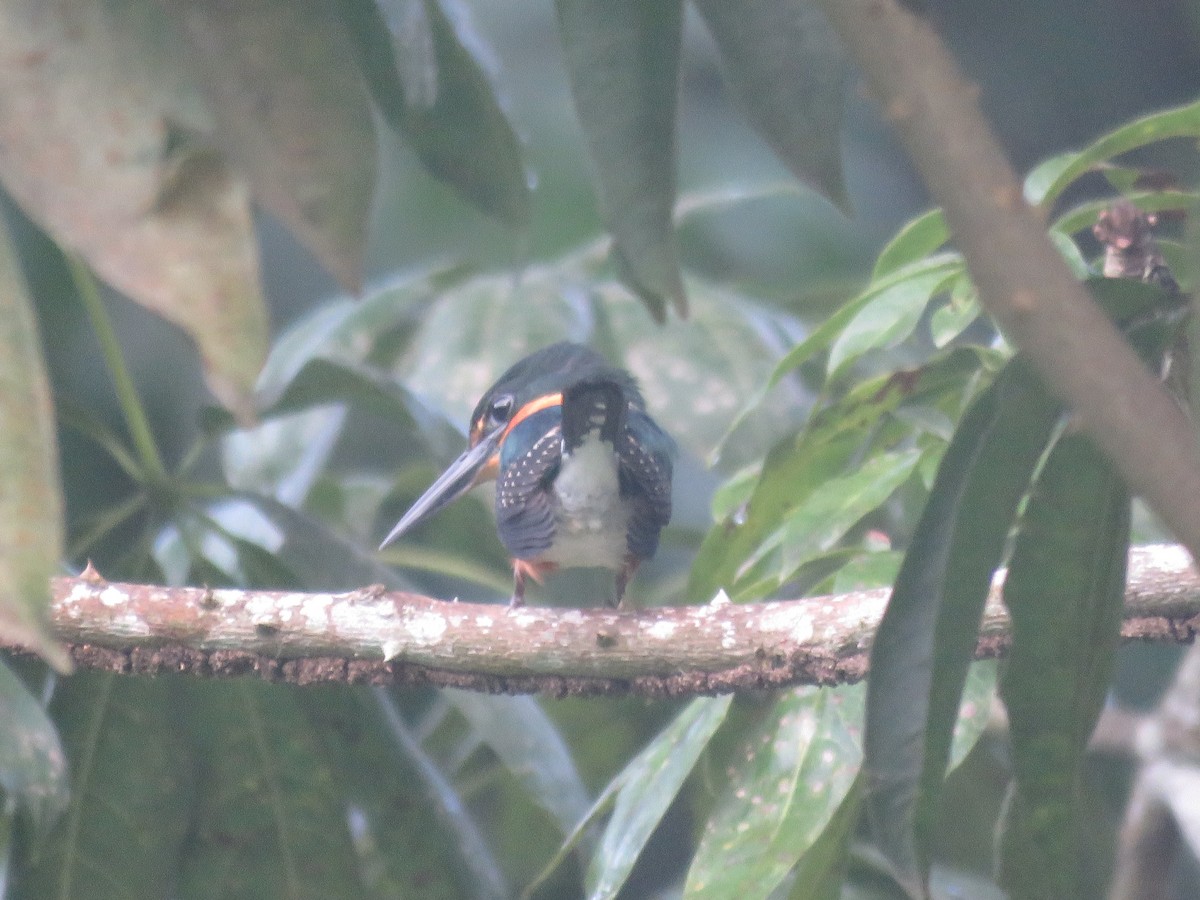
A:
379 342 641 550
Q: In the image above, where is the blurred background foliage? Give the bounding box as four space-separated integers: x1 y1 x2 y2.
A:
1 0 1200 897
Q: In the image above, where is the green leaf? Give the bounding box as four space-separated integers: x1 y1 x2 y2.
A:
343 0 530 225
371 689 510 900
773 448 921 581
397 271 596 426
556 0 686 320
0 1 267 418
1024 98 1200 207
863 359 1061 896
301 686 473 900
688 431 862 602
443 691 592 841
585 696 733 900
690 346 982 603
951 661 998 769
166 0 377 292
996 434 1130 898
685 686 864 900
872 209 950 279
0 661 68 831
693 0 849 208
14 674 192 899
395 267 791 463
827 257 962 378
0 213 67 671
785 775 863 900
1049 230 1092 280
929 276 980 349
177 680 364 899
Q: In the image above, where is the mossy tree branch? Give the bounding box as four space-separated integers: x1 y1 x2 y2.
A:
7 546 1196 697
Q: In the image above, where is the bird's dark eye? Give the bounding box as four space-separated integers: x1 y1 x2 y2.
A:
487 395 515 426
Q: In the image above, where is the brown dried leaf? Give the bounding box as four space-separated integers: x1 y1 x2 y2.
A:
0 216 69 671
168 0 378 293
0 0 267 418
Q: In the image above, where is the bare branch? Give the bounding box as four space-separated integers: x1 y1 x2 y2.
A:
8 545 1197 696
814 0 1200 566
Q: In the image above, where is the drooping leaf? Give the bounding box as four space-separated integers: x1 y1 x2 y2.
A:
863 359 1061 897
0 212 67 670
177 680 365 900
14 674 192 900
556 0 687 320
693 0 849 209
219 270 454 504
685 686 864 900
1024 97 1200 207
997 433 1130 898
342 0 531 225
585 696 733 900
0 0 267 418
0 661 68 831
165 0 377 292
444 691 592 843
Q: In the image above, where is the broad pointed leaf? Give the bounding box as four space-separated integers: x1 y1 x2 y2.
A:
556 0 686 320
689 345 981 603
827 259 961 378
997 433 1130 898
302 685 472 900
166 0 377 292
177 680 365 899
0 0 266 418
863 359 1061 897
693 0 849 208
343 0 530 225
772 448 921 580
685 686 863 899
0 213 67 669
14 674 192 899
585 696 733 900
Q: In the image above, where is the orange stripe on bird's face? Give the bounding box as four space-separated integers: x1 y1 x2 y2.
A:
468 391 564 485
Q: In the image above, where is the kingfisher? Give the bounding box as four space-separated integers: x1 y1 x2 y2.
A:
379 342 675 607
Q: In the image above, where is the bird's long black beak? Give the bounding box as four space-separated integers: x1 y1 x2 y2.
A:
378 430 502 550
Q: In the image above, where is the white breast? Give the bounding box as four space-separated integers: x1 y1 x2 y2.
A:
542 433 629 570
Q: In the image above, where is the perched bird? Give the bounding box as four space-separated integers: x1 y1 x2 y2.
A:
379 342 675 607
